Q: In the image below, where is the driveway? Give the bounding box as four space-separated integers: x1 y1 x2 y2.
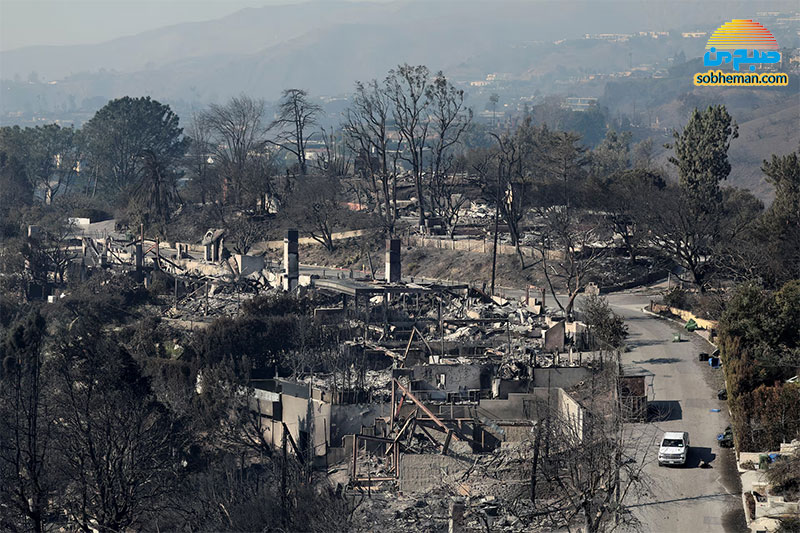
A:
607 292 746 533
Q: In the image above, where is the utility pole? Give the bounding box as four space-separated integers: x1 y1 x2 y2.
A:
281 429 288 528
491 160 501 296
439 296 444 356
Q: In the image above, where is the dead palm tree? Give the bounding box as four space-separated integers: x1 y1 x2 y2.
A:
133 149 181 224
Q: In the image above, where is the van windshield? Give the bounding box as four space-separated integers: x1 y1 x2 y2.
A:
662 439 684 447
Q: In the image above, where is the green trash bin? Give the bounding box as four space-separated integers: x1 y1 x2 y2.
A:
759 455 770 470
686 319 698 332
673 333 681 342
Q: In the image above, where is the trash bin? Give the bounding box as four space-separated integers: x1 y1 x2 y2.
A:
759 455 770 470
673 333 681 342
686 319 698 331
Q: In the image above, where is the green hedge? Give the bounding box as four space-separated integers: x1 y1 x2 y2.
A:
719 280 800 452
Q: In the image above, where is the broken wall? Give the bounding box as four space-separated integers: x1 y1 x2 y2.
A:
250 385 331 458
477 389 584 440
411 364 493 397
544 320 566 352
330 402 389 447
235 253 265 277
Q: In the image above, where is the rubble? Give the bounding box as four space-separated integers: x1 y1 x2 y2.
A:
78 224 609 531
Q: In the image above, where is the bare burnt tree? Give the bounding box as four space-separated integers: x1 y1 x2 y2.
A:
0 311 53 533
271 89 322 176
646 186 715 288
22 213 78 285
201 95 270 205
344 79 398 229
646 184 762 290
522 124 601 318
427 71 473 237
595 168 665 264
469 146 503 293
527 379 658 532
477 127 533 269
537 208 607 319
239 145 282 214
387 64 432 227
316 127 351 178
25 124 82 205
194 362 276 458
430 155 469 239
50 325 189 532
286 175 343 252
185 113 219 205
228 217 268 256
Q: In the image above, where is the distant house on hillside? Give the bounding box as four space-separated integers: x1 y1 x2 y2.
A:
563 97 598 112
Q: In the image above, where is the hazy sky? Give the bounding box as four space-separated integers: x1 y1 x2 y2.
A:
0 0 311 51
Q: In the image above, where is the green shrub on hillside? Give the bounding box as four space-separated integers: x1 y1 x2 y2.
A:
720 280 800 451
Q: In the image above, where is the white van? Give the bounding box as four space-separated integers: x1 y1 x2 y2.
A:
658 431 690 466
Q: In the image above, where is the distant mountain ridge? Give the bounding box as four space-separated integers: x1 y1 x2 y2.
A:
2 0 797 203
4 0 795 96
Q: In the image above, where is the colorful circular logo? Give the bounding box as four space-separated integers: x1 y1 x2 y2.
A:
706 19 779 51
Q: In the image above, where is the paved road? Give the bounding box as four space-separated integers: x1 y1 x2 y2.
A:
607 292 745 533
299 266 746 531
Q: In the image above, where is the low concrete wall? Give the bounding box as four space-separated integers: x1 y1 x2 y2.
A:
474 389 585 441
403 234 564 261
739 451 767 465
601 270 668 293
477 392 541 421
252 229 371 252
650 303 718 331
755 496 800 519
532 366 591 389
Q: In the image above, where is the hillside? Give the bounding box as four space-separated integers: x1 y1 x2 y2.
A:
3 0 796 95
2 0 798 202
